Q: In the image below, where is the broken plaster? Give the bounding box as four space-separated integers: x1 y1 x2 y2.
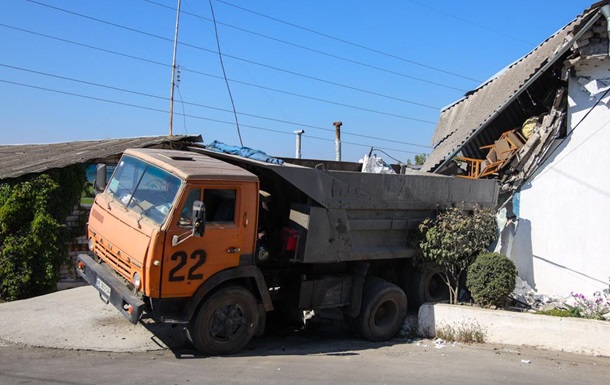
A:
578 77 610 104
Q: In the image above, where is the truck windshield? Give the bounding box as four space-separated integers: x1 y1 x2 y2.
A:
106 155 181 225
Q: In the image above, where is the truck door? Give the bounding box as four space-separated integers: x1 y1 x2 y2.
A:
161 185 244 298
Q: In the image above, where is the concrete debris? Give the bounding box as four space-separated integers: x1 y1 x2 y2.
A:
511 277 561 309
414 339 457 350
512 278 610 318
538 303 561 312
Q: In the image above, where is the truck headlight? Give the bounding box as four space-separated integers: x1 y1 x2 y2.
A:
88 237 94 251
133 272 141 290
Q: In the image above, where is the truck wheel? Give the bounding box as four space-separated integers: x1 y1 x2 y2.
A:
355 277 407 342
409 266 449 307
188 286 259 355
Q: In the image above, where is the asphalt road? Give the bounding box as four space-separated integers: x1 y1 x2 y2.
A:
1 334 610 385
1 286 609 384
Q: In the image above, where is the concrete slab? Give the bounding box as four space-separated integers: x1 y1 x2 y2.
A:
0 286 186 352
419 303 610 356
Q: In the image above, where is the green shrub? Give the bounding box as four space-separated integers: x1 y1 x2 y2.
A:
0 166 85 301
466 252 517 308
537 308 581 318
418 206 497 304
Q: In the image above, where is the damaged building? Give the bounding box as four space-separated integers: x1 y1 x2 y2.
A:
422 1 610 296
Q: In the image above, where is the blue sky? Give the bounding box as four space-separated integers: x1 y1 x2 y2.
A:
0 0 594 162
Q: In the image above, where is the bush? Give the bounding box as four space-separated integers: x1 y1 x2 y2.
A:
467 252 517 308
418 206 497 304
0 166 85 301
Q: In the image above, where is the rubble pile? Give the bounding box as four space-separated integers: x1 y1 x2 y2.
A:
511 277 610 320
511 277 561 310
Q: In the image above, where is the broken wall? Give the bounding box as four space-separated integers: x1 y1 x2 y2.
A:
503 56 610 296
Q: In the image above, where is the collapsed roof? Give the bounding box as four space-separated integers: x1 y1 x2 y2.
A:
422 1 609 189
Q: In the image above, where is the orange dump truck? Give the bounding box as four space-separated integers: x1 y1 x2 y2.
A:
77 147 498 355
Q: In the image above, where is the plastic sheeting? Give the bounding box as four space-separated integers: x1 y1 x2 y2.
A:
359 154 396 174
206 140 284 165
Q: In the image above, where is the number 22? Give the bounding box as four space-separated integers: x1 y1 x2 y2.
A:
168 250 206 282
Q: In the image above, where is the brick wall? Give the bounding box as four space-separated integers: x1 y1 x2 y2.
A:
59 203 92 283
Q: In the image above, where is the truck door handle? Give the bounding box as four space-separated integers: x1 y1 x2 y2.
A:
226 247 241 253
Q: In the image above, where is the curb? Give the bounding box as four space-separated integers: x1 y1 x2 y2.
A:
418 303 610 356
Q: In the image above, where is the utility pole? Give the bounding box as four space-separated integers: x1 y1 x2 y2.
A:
294 130 304 159
333 121 342 161
168 0 182 137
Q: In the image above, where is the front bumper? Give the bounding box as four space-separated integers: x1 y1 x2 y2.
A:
76 253 145 324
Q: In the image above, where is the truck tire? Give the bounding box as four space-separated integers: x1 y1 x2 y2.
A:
409 266 449 307
354 277 407 342
187 286 259 355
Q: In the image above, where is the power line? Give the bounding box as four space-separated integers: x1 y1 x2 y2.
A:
0 61 430 148
0 23 169 67
215 0 482 83
0 23 436 124
24 0 444 110
406 0 535 46
143 0 468 93
207 0 243 146
0 78 426 156
0 62 432 148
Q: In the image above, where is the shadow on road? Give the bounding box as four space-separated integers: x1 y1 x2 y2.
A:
139 311 413 360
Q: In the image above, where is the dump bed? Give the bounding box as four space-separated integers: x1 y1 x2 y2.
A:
189 147 499 264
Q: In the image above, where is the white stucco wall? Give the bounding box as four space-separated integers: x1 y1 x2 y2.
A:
507 58 610 297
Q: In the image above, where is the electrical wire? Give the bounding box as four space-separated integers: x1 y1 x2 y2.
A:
215 0 482 83
0 23 436 124
142 0 468 93
0 78 427 156
180 0 294 124
370 148 407 164
526 87 610 184
24 0 445 110
207 0 243 146
0 62 432 149
405 0 534 46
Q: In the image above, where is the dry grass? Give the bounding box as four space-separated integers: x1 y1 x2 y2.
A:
435 319 486 343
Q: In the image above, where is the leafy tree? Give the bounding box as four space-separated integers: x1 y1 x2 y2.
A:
406 153 427 166
414 153 427 165
418 206 497 304
0 166 85 301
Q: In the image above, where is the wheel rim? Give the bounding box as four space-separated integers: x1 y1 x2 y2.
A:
209 303 247 342
373 300 398 330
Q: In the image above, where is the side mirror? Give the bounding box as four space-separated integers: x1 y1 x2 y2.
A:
192 200 205 237
94 164 107 193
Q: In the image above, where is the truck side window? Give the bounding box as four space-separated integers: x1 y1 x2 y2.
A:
178 188 237 227
204 189 236 223
179 188 202 227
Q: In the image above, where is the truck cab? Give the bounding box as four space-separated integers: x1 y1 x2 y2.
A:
78 148 270 355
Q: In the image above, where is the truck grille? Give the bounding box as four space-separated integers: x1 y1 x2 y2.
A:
94 244 131 278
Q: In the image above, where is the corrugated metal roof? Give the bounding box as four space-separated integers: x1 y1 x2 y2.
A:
422 3 604 173
0 135 202 180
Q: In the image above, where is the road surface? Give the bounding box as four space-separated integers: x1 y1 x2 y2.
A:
1 331 609 385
